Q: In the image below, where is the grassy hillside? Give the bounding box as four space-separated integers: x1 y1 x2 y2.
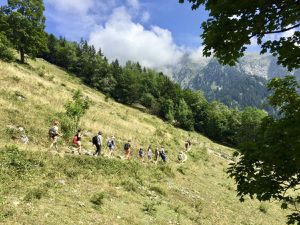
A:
0 59 289 225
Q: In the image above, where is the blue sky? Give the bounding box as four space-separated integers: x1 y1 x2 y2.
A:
1 0 211 67
0 0 297 69
44 0 208 48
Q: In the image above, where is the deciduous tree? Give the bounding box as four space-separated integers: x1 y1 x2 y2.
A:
179 0 300 70
2 0 47 63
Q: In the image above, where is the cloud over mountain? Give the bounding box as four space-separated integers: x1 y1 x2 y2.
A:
89 7 184 68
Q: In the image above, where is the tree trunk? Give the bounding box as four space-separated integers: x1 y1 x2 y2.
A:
20 48 25 63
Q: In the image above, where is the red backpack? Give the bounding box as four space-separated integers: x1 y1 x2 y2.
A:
72 135 78 145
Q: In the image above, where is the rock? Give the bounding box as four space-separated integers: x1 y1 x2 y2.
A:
117 216 121 219
18 127 25 132
20 134 29 144
15 92 26 101
6 125 29 144
83 131 93 137
12 200 20 206
57 179 66 185
78 201 85 207
6 125 17 130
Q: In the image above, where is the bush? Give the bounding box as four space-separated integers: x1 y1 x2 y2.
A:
24 188 47 202
65 90 90 125
121 179 139 192
90 192 105 210
143 201 158 216
57 113 77 141
0 33 14 62
177 166 187 175
0 145 30 173
149 185 166 196
259 203 268 214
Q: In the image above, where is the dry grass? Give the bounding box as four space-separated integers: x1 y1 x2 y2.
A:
0 58 289 225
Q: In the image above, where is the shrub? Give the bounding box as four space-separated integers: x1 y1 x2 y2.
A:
177 166 187 175
10 75 20 83
57 113 77 141
159 165 175 178
91 192 105 210
143 201 158 216
24 188 47 202
1 145 30 173
47 75 55 81
121 179 139 192
0 33 14 62
149 185 166 196
259 203 268 214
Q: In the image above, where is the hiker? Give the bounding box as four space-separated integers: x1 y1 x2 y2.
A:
147 145 152 161
178 151 187 163
159 147 167 162
185 140 191 152
49 121 61 151
73 129 82 155
124 140 131 160
107 135 116 157
139 147 144 162
154 147 159 162
93 131 103 156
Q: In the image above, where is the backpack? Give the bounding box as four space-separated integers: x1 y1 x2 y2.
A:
107 140 112 148
73 135 78 145
124 143 130 150
92 136 98 145
49 127 56 137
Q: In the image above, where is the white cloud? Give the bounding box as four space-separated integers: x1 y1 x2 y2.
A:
127 0 139 10
141 11 150 22
46 0 95 15
189 46 205 61
89 7 184 68
44 0 118 40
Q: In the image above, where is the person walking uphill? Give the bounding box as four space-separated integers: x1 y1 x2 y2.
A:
93 131 103 156
154 147 159 163
124 140 131 160
159 147 167 162
73 129 82 155
49 121 61 151
107 135 116 157
139 147 144 162
147 145 152 161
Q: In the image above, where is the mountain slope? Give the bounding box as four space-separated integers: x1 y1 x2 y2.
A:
170 54 300 113
0 59 289 225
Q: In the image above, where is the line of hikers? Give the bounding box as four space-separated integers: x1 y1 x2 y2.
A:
49 121 170 163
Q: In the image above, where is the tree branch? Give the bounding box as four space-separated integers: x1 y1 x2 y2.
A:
250 23 300 38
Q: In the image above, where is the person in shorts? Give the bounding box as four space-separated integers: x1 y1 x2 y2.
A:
124 140 131 160
49 121 61 151
73 129 82 155
139 147 144 162
147 145 152 161
107 135 116 157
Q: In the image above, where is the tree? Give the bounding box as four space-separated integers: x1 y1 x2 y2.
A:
0 7 13 61
179 0 300 71
60 90 90 140
55 38 77 71
114 66 141 104
2 0 47 63
201 101 230 141
228 76 300 224
236 107 267 143
0 32 14 61
175 98 194 131
160 98 175 123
